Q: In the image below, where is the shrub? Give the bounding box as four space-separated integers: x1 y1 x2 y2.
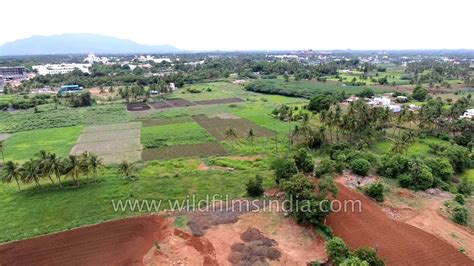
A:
272 157 297 184
454 194 465 205
451 206 469 225
293 148 315 173
364 183 384 202
398 174 413 188
457 178 473 196
340 256 369 266
315 158 336 177
353 247 385 266
351 159 370 176
412 85 427 101
325 237 349 265
246 175 264 197
377 154 409 179
408 159 433 190
425 157 454 181
307 94 334 113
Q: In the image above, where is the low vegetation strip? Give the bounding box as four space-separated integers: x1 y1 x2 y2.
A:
82 122 141 133
194 97 244 105
327 184 473 265
141 122 215 149
142 116 192 127
142 142 228 160
192 114 274 141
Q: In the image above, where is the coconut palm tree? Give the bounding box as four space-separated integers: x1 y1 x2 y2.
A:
118 161 135 181
21 159 42 188
45 152 64 188
224 127 238 148
64 155 81 187
89 154 103 183
79 152 91 181
37 150 55 185
247 128 255 154
3 161 22 191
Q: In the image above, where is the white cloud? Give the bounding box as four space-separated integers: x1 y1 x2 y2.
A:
1 0 473 50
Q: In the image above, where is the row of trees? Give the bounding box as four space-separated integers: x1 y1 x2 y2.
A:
2 151 103 191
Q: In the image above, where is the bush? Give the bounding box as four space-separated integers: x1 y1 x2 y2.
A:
272 157 298 184
451 206 469 225
454 194 465 205
412 85 427 101
457 178 473 196
408 159 433 190
325 237 349 265
340 256 369 266
364 183 384 202
293 148 314 173
398 174 413 188
315 158 336 177
351 159 371 176
425 157 454 181
356 88 375 98
246 175 264 197
353 247 385 266
377 154 409 179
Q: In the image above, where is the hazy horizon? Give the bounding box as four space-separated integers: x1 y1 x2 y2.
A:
2 0 474 50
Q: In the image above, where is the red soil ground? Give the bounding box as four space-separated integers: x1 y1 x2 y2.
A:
0 216 170 265
327 184 473 265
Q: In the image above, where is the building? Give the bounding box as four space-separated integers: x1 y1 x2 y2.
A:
84 53 108 64
0 67 27 80
32 64 91 76
460 109 474 119
368 96 391 106
396 96 409 103
58 85 83 96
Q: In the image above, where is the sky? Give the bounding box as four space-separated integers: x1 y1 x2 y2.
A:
1 0 473 50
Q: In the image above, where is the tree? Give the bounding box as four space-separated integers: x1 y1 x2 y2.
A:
364 183 384 202
353 247 385 266
424 157 453 181
293 148 315 173
224 127 238 147
307 94 334 113
408 159 433 190
451 206 468 225
325 237 349 265
317 175 338 197
20 159 42 188
118 161 135 181
315 158 336 177
89 154 103 183
247 128 255 153
356 88 375 98
412 85 427 101
63 155 81 187
2 161 22 191
42 152 63 187
351 159 370 176
246 175 264 197
457 178 473 196
340 256 369 266
272 157 298 184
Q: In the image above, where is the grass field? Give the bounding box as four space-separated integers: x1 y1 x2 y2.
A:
3 126 83 163
0 157 275 243
141 122 214 149
372 136 448 157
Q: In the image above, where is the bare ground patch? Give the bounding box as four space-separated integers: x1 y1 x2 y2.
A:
142 116 192 127
127 102 151 111
192 115 274 141
82 122 141 133
77 128 140 143
0 133 11 141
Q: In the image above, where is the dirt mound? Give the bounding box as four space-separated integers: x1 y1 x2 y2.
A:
327 184 473 265
0 216 171 265
228 227 281 265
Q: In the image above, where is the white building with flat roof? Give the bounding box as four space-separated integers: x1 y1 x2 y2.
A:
32 64 91 76
460 109 474 119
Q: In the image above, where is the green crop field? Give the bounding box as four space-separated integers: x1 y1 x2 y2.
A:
3 126 83 163
141 121 215 149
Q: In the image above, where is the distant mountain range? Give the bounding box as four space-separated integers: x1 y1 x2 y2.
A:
0 34 180 56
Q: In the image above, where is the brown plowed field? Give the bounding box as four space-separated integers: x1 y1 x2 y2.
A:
0 216 170 265
327 184 473 265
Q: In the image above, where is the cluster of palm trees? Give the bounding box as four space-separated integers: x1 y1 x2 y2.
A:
2 150 103 191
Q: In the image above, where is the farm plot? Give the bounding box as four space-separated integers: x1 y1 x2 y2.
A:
142 116 193 127
127 102 150 111
142 142 228 161
141 122 215 149
166 98 196 107
148 101 174 110
194 97 244 105
3 126 83 163
192 114 274 141
70 122 142 164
